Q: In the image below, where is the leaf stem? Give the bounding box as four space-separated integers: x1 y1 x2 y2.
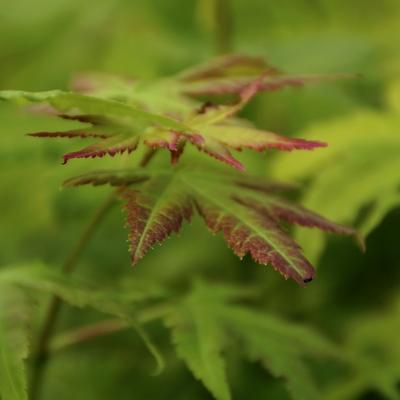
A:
29 149 157 400
49 303 172 353
29 192 117 400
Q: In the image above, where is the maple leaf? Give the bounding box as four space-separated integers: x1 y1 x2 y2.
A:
64 165 360 285
0 90 193 164
166 283 231 400
0 54 347 170
166 280 338 400
0 263 169 374
177 54 280 81
0 284 32 400
176 53 356 97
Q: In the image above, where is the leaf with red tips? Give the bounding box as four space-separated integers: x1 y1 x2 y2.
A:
0 55 338 171
121 175 193 265
62 136 139 164
187 77 262 128
195 196 315 284
270 200 358 235
65 166 361 284
235 180 298 194
199 125 327 153
28 129 111 139
178 54 279 82
0 90 188 130
190 136 245 171
63 169 149 187
181 80 324 170
0 90 199 164
182 72 357 97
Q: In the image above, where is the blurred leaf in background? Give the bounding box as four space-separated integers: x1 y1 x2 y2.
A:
270 79 400 263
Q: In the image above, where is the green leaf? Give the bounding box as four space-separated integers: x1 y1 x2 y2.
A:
0 90 187 130
177 54 279 82
0 285 31 400
219 305 335 400
0 263 168 374
65 166 359 285
0 54 340 170
0 90 193 165
166 282 231 400
0 263 166 313
324 296 400 400
166 281 337 400
177 53 355 97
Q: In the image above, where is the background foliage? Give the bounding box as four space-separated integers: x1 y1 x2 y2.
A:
0 0 399 399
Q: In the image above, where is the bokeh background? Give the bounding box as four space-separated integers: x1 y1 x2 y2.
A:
1 0 400 399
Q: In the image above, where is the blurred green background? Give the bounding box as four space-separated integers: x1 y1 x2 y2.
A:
1 0 400 399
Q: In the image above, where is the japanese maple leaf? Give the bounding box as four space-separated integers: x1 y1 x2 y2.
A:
64 166 362 285
0 54 347 170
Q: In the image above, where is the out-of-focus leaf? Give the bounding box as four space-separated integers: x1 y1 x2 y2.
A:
166 280 337 400
166 282 231 400
0 263 168 373
0 263 167 315
270 103 400 262
324 296 400 400
221 306 335 400
0 55 347 170
0 284 32 400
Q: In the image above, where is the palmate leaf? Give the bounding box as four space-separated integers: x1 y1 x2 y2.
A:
181 72 356 97
166 280 338 400
0 263 169 373
0 90 193 165
0 264 167 313
0 54 343 170
74 54 349 99
221 305 335 400
166 283 231 400
64 165 360 285
177 53 355 96
0 284 31 400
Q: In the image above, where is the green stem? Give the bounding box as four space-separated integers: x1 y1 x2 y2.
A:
49 303 173 353
29 192 117 400
29 150 157 400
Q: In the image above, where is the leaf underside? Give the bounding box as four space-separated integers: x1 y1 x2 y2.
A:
65 167 360 285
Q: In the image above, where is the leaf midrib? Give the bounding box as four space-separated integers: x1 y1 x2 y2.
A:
183 179 306 279
133 174 180 261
